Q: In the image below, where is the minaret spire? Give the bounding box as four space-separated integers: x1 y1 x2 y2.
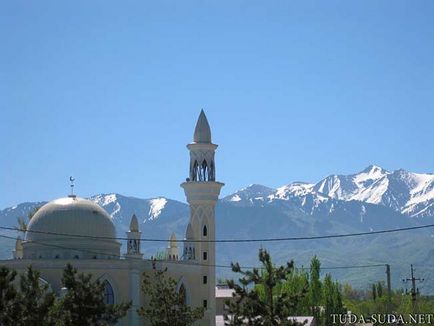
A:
193 109 212 143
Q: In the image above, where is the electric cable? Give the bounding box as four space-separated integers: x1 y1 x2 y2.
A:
1 222 433 243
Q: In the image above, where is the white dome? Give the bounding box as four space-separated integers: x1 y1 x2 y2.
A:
23 196 120 260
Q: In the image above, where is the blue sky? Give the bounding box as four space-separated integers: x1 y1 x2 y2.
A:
1 1 433 208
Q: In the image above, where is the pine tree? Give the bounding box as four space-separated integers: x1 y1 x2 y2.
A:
15 266 56 326
225 248 306 326
0 266 21 325
54 264 131 326
138 267 204 326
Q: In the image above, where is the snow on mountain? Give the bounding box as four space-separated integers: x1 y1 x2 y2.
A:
91 194 171 222
312 165 389 202
220 165 434 218
387 170 434 217
93 193 118 206
274 182 314 199
148 198 168 220
222 184 276 206
312 166 434 218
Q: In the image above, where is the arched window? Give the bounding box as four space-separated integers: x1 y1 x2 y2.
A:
192 160 199 181
210 161 215 181
103 280 114 305
201 160 208 181
179 284 186 305
203 225 208 237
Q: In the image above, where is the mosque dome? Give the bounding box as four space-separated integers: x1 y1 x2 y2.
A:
23 196 121 260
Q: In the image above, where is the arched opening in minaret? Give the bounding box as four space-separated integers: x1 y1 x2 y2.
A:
203 225 208 237
192 160 199 181
103 280 115 305
201 160 208 181
209 160 215 181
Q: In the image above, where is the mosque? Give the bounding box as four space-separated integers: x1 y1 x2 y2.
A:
1 111 224 326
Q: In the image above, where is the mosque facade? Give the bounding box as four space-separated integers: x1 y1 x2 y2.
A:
1 111 223 326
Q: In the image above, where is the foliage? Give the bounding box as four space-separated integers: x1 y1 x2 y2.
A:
138 267 204 326
308 256 321 321
0 266 20 325
342 283 434 319
0 266 56 326
53 264 131 326
16 266 56 326
224 251 349 326
1 264 131 326
225 248 306 325
322 274 344 326
280 268 310 315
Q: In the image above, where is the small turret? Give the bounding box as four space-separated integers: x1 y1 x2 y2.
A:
166 232 179 261
13 237 23 259
183 222 195 260
126 214 142 258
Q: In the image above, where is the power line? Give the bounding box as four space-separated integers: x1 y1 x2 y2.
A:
0 233 389 272
2 222 434 243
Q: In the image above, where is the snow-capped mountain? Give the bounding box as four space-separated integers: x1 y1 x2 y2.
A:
222 184 275 206
310 165 434 218
227 165 434 218
92 194 172 225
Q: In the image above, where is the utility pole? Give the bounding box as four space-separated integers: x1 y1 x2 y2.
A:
386 264 392 313
403 264 424 313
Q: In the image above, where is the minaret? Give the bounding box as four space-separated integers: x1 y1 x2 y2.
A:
181 110 224 326
126 214 142 258
166 232 179 260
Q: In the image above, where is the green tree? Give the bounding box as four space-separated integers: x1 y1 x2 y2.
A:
16 266 56 326
138 267 204 326
0 266 21 325
376 281 383 298
322 275 345 326
54 264 131 326
372 283 377 301
225 248 306 325
309 256 321 322
281 269 310 316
